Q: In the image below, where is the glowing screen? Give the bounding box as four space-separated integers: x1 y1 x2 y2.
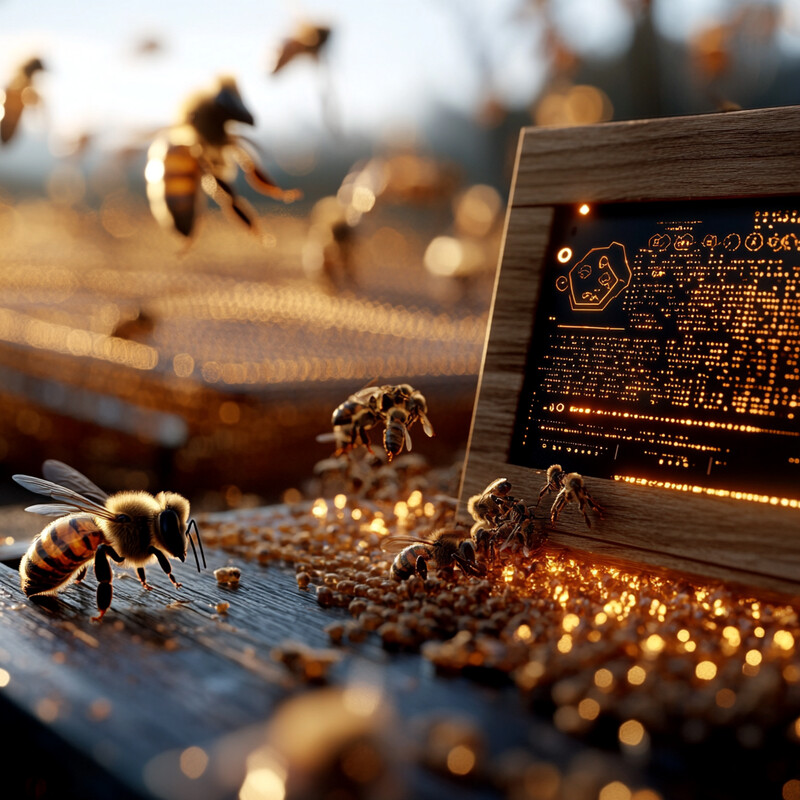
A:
510 199 800 502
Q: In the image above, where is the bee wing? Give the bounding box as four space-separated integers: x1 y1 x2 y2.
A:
41 460 109 503
12 474 116 521
403 426 413 452
23 503 88 517
420 413 435 438
379 535 428 553
315 432 338 443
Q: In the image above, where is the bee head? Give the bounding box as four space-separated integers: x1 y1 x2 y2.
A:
489 478 512 496
156 492 205 572
212 77 255 126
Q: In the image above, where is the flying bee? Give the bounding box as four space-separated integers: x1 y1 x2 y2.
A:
550 472 604 529
271 22 332 74
381 528 483 581
1 56 45 145
534 464 566 509
14 460 205 622
145 76 301 238
322 382 434 461
324 383 383 454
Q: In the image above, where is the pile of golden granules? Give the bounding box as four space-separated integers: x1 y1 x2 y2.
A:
200 488 800 757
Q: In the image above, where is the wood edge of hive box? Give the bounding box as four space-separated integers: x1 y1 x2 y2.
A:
459 106 800 597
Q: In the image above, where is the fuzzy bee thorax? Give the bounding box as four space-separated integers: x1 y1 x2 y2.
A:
97 492 162 560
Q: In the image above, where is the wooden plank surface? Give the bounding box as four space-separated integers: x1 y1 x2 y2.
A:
0 529 599 800
514 106 800 206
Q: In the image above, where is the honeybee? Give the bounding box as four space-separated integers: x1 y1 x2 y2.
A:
534 464 566 509
145 76 301 238
466 478 514 531
381 528 482 581
1 56 45 145
271 23 332 74
404 387 435 439
326 383 383 454
323 383 434 461
14 460 205 621
550 472 604 529
383 406 413 462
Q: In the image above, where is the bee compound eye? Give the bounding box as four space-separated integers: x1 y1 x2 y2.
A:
116 513 132 523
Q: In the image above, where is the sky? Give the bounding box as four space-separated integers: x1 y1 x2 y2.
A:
0 0 798 175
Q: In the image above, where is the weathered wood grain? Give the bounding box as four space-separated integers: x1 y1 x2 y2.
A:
514 106 800 206
0 545 589 800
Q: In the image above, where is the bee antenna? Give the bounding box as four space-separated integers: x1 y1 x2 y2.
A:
187 518 206 571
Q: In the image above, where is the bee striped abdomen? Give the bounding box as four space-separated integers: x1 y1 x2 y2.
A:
146 140 201 237
20 515 104 597
390 544 430 580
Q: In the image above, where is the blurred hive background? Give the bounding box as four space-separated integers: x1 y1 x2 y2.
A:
0 0 798 509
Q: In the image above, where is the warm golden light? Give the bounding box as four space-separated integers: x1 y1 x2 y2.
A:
696 661 717 680
784 780 800 800
180 747 209 780
0 668 9 688
745 649 763 666
240 767 286 800
578 698 600 721
722 626 741 647
594 668 613 689
579 204 591 216
311 498 328 519
562 613 580 632
618 719 645 747
557 246 573 263
627 665 646 685
446 745 476 776
599 782 632 800
643 634 665 654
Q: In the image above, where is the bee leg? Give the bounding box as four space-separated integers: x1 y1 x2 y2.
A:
550 493 566 525
92 544 124 622
235 145 303 203
587 492 605 518
415 555 428 580
136 567 154 591
206 175 260 232
149 546 182 588
534 483 550 510
74 565 87 584
454 554 483 577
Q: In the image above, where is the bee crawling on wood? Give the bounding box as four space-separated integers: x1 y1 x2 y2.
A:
145 76 301 238
534 464 566 509
467 478 545 561
381 528 483 581
467 478 515 535
550 472 604 529
14 460 205 621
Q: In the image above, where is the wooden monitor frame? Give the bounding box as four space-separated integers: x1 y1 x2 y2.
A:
459 106 800 598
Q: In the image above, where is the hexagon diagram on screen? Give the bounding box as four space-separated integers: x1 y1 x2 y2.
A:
557 242 631 311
